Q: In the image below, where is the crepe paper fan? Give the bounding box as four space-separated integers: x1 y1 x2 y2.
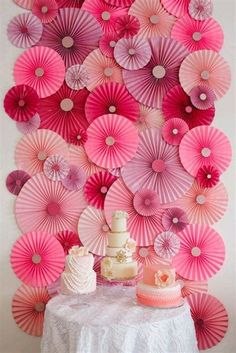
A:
85 114 139 169
161 0 189 17
6 170 31 196
85 82 139 124
16 114 41 135
121 128 194 204
128 0 176 39
162 208 188 233
115 14 140 38
61 164 86 191
4 85 39 122
189 85 215 110
83 49 123 92
32 0 58 24
69 145 104 177
123 37 188 109
7 13 43 48
189 0 213 21
14 0 34 9
133 189 160 217
15 173 87 234
104 0 134 6
99 32 120 59
154 231 180 259
47 277 61 297
135 105 164 133
84 171 117 210
43 155 69 182
14 46 65 99
65 65 89 91
39 83 89 142
12 284 51 336
15 129 69 176
196 165 220 188
38 8 102 69
134 246 171 267
104 178 164 246
69 128 87 146
55 230 82 254
161 118 189 146
187 293 228 350
56 0 84 7
179 50 231 100
176 274 208 298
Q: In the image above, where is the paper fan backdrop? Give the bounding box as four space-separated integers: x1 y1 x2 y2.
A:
154 231 180 259
161 0 189 17
6 170 31 196
10 231 65 286
65 65 89 91
188 0 213 21
161 118 189 145
69 145 104 177
179 50 231 100
16 114 41 135
85 114 139 169
15 173 87 234
12 284 51 336
176 274 208 298
135 105 164 132
78 207 110 256
85 82 139 123
55 230 82 254
115 15 140 38
121 128 193 204
99 32 120 59
38 8 102 68
61 164 86 191
189 85 215 110
7 12 43 48
172 224 225 281
43 154 69 181
187 293 228 350
162 207 188 233
32 0 58 24
15 129 69 176
14 0 34 9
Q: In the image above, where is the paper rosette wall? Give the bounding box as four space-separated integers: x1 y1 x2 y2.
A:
4 0 232 347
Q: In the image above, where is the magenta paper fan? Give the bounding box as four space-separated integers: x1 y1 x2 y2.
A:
65 65 89 91
179 50 231 100
55 230 82 254
7 13 43 48
43 155 69 181
135 105 164 133
99 32 120 59
16 114 41 135
4 85 39 122
85 114 139 169
15 173 87 234
121 128 194 204
61 164 86 191
176 274 208 298
115 15 140 38
14 46 65 98
6 170 30 196
104 178 164 246
154 231 180 259
189 85 215 110
161 0 189 17
56 0 84 7
84 171 117 209
172 224 225 281
189 0 213 21
69 145 104 177
123 37 188 109
162 118 189 145
69 128 87 146
32 0 58 24
196 165 220 188
187 293 228 350
133 189 160 217
85 82 139 124
104 0 134 6
162 208 188 233
78 207 110 256
12 284 51 336
14 0 34 9
15 129 68 176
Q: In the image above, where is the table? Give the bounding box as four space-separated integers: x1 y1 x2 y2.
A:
41 286 199 353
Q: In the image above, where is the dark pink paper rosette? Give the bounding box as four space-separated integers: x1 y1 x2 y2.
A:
32 0 58 24
196 165 220 188
189 85 215 110
6 170 31 196
115 14 140 38
55 230 82 254
162 208 188 233
161 118 189 145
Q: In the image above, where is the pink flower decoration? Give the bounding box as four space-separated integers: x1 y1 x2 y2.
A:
16 114 41 135
133 189 160 217
188 0 213 21
55 230 82 254
65 65 89 91
43 155 69 181
115 14 140 38
162 208 188 233
196 165 220 188
6 170 31 196
189 85 216 110
32 0 58 24
69 128 88 146
61 164 86 191
162 118 189 145
154 231 180 259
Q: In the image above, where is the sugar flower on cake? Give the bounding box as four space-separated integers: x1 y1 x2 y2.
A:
124 239 136 253
102 257 113 270
103 268 115 280
116 249 128 263
69 246 89 256
154 269 174 288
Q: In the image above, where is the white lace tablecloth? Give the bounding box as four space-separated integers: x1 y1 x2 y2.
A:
41 286 199 353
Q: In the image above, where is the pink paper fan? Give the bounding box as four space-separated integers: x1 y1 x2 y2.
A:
12 284 51 336
83 49 123 91
7 12 43 48
176 274 208 298
133 189 160 217
55 230 82 254
61 164 86 191
14 46 65 98
78 207 110 256
123 37 188 109
134 246 171 267
104 0 134 6
6 170 31 196
104 178 164 246
69 128 87 146
121 128 194 204
189 85 215 110
187 293 228 350
15 173 87 233
84 171 117 209
43 155 69 181
65 65 89 91
32 0 58 24
189 0 213 21
99 32 120 58
16 114 41 135
154 231 180 259
179 50 231 100
196 165 220 188
38 8 102 68
56 0 84 7
162 85 215 129
179 125 232 176
172 224 225 281
14 0 34 9
47 277 61 297
15 129 69 176
85 114 139 169
39 83 89 142
161 0 189 17
11 231 65 286
69 145 104 177
135 105 164 132
85 82 139 123
162 118 189 145
115 15 140 38
4 85 39 122
162 208 188 233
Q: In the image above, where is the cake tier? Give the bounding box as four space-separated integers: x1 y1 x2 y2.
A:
61 270 96 295
143 264 175 286
107 231 130 248
106 246 132 259
64 253 94 273
101 259 138 281
111 210 128 232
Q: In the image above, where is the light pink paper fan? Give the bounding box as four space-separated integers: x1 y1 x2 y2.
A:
69 145 104 177
11 231 65 286
104 178 164 246
14 46 65 98
69 127 87 146
133 189 160 217
187 293 228 350
179 125 232 176
83 49 123 91
115 14 140 38
85 82 139 123
32 0 58 24
179 50 231 100
121 128 194 204
78 207 110 256
6 170 30 196
162 118 189 145
15 129 68 176
172 224 225 281
189 0 213 21
162 207 188 233
55 230 82 254
16 114 41 135
189 85 215 110
123 37 188 109
7 13 43 48
134 246 171 268
104 0 134 6
46 277 61 297
61 164 87 191
161 0 189 17
14 0 34 9
154 231 180 259
129 0 176 39
84 171 117 210
196 165 220 188
99 32 120 58
85 114 139 169
12 284 51 336
65 65 89 91
135 105 164 132
43 155 69 181
15 173 87 234
176 274 208 298
56 0 84 7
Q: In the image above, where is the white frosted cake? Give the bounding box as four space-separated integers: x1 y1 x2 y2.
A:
101 211 138 280
61 246 96 295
